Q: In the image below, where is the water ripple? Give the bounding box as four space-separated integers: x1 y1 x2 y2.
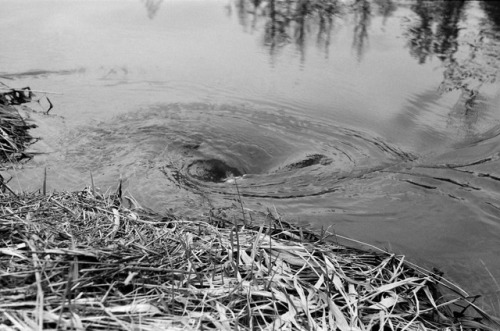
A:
63 103 416 202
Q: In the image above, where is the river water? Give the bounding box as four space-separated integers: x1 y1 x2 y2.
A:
1 0 500 315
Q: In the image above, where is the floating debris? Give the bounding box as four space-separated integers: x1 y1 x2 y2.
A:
0 188 498 330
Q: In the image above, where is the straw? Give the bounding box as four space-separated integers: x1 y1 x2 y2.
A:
0 83 39 165
0 188 498 331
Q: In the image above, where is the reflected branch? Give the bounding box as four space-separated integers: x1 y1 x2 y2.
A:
480 0 500 30
317 10 334 56
352 0 372 62
142 0 163 19
231 0 500 84
233 0 398 64
403 0 440 64
235 0 345 62
264 0 293 59
373 0 396 25
402 0 500 115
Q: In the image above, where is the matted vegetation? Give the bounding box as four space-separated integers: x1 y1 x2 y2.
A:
0 82 45 164
0 103 36 164
0 187 498 331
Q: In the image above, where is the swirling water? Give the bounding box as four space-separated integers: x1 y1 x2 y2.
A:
1 0 500 314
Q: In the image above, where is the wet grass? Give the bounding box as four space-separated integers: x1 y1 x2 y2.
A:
0 83 42 165
0 186 499 330
0 104 37 164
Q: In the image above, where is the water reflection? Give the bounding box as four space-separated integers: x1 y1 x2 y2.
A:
404 0 468 87
373 0 396 24
352 0 371 61
230 0 489 67
404 1 464 65
142 0 163 19
402 0 500 127
232 0 344 60
405 0 475 130
480 0 500 30
434 1 465 61
315 2 335 56
263 0 292 60
230 0 499 101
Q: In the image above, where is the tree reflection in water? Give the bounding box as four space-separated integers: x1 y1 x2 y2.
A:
480 0 500 30
263 0 292 60
404 1 469 91
352 0 371 61
373 0 396 25
228 0 500 122
228 0 500 139
404 0 439 64
404 0 500 123
142 0 163 19
230 0 499 92
231 0 346 61
315 1 337 56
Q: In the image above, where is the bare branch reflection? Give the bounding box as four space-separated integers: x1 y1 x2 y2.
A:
234 0 345 62
352 0 371 61
373 0 396 25
403 0 500 120
480 0 500 30
401 0 500 136
142 0 163 19
229 0 500 94
316 1 337 57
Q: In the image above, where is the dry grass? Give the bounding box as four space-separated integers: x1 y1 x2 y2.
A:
0 188 498 331
0 104 37 163
0 83 39 164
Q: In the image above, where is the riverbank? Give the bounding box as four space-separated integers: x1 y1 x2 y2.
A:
0 187 498 330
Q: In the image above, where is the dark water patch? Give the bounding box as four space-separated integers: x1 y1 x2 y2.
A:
478 173 500 182
144 104 419 200
432 176 481 190
0 68 86 79
281 154 332 170
403 179 437 190
187 159 243 182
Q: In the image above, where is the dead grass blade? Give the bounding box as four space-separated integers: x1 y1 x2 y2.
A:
0 188 498 330
0 83 39 165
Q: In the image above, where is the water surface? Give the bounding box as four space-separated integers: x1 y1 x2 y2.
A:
1 0 500 315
